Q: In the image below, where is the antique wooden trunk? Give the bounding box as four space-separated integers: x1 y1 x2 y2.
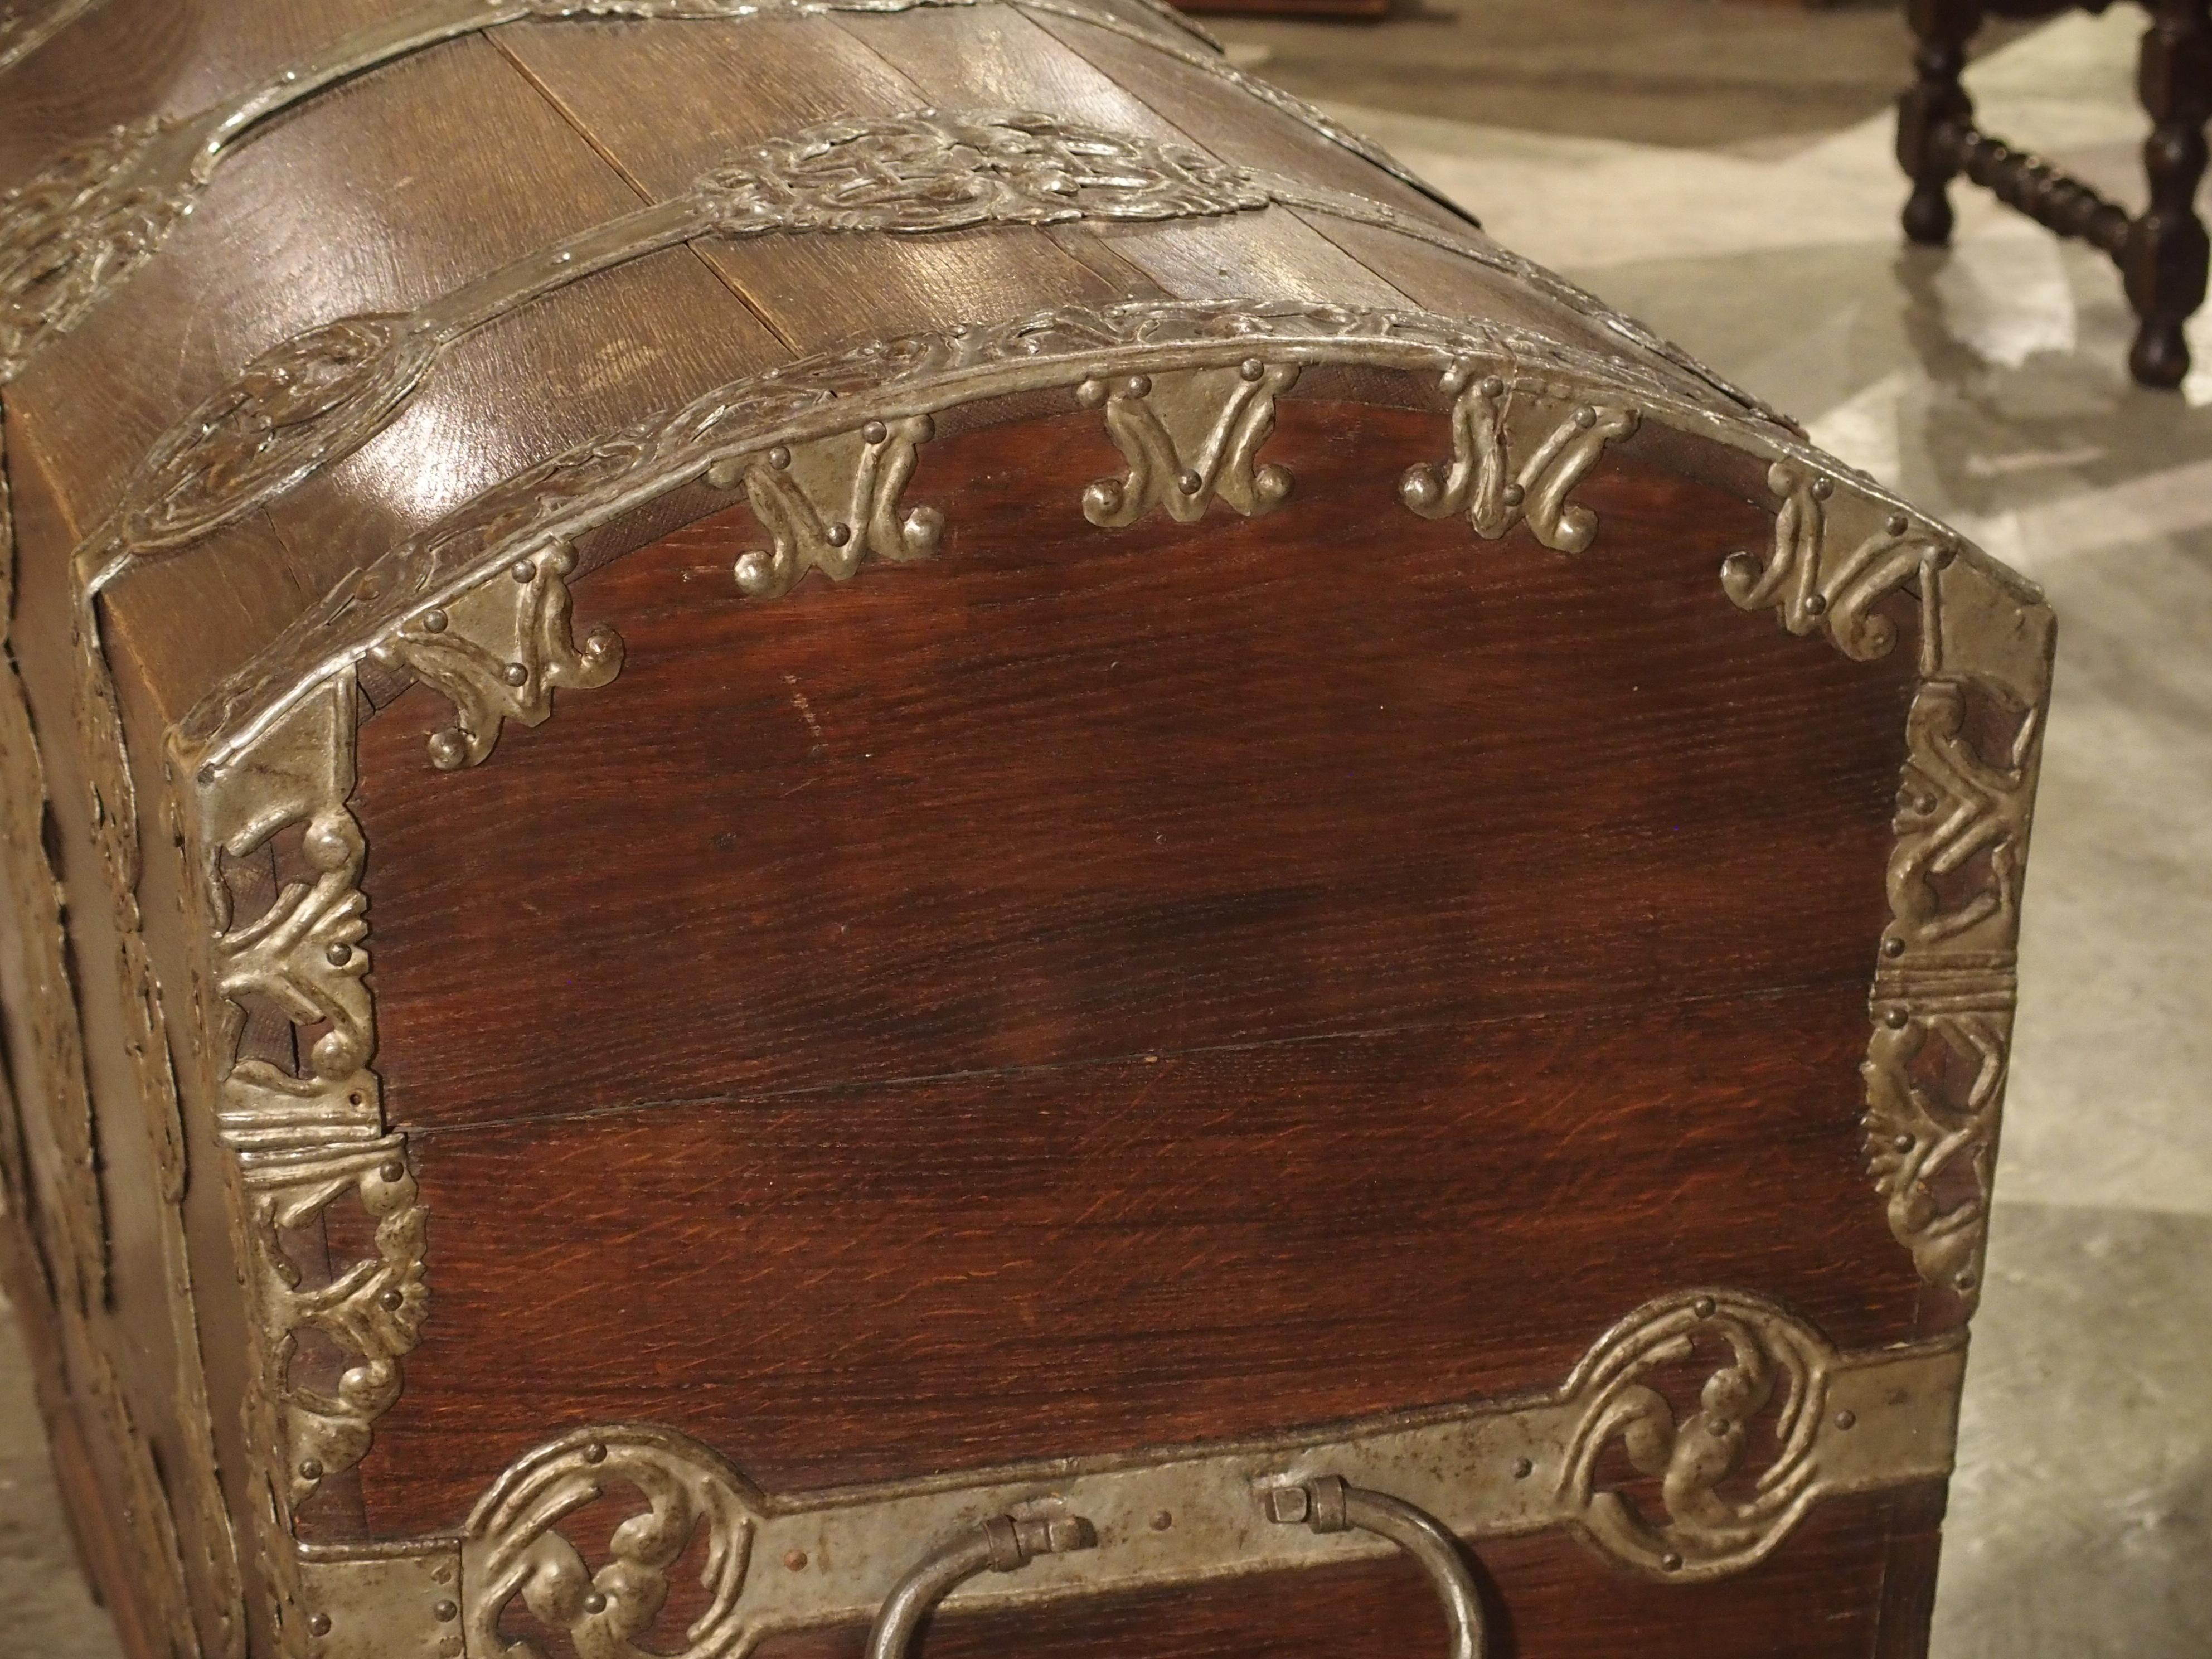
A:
0 4 2054 1658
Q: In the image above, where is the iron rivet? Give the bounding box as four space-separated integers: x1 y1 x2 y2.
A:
783 1549 809 1571
420 609 447 633
1894 1134 1914 1152
1810 477 1834 500
1835 1410 1857 1430
1501 483 1525 507
324 943 352 967
1955 1270 1977 1291
826 522 852 547
581 1592 606 1613
308 1614 332 1637
434 1600 458 1623
862 420 887 444
1932 544 1958 570
1661 1551 1684 1573
1887 513 1910 535
502 662 529 687
378 1287 405 1311
1124 375 1151 398
1512 1458 1533 1480
768 445 791 469
299 1459 323 1481
1573 406 1597 429
1885 1007 1910 1029
1481 375 1506 398
1239 358 1265 382
1803 592 1828 615
1692 1297 1716 1319
1178 470 1202 495
1149 1510 1175 1531
581 1440 606 1464
1883 937 1907 958
511 560 535 583
428 730 469 770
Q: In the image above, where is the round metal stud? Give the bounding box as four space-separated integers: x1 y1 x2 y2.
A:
420 609 448 633
1149 1510 1175 1531
1511 1458 1533 1480
299 1458 323 1482
428 730 469 771
1803 592 1828 616
435 1600 459 1623
324 943 352 967
380 1160 407 1183
1501 483 1525 507
1883 937 1907 958
1573 406 1597 429
768 445 792 470
862 420 887 445
582 1440 607 1464
826 522 852 547
379 1287 405 1311
308 1614 332 1638
1661 1551 1684 1573
784 1550 809 1571
1239 358 1265 382
1124 374 1152 399
1480 375 1506 398
501 662 529 687
1894 1134 1915 1152
1955 1270 1977 1291
1887 513 1910 536
511 559 536 583
1178 470 1203 496
1810 477 1834 501
581 1592 607 1614
1692 1296 1716 1320
1885 1007 1911 1029
1835 1410 1857 1430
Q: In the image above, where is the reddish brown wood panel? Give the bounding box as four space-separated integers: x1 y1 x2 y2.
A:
356 397 1915 1128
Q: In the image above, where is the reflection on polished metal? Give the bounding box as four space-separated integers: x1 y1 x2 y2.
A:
0 0 1433 382
867 1513 1099 1659
81 109 1782 585
1262 1476 1486 1659
1711 462 2051 1313
173 298 1964 778
0 0 101 73
292 1291 1962 1653
707 417 944 599
1399 362 1638 553
1079 360 1298 526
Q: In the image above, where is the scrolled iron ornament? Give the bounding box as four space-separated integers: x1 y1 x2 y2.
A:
366 541 624 769
1721 459 1954 661
1079 360 1298 526
1558 1291 1835 1578
709 416 943 599
1400 363 1638 554
462 1425 760 1659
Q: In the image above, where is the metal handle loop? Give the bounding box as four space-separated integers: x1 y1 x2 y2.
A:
865 1512 1098 1659
1263 1475 1488 1659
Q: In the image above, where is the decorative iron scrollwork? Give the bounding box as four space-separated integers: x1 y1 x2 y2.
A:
462 1426 760 1659
200 676 427 1516
367 542 623 770
1558 1291 1833 1578
1721 459 1955 661
709 418 944 599
1079 360 1298 527
1863 674 2039 1304
1400 364 1638 553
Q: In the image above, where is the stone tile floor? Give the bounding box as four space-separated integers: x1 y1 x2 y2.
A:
4 6 2206 1656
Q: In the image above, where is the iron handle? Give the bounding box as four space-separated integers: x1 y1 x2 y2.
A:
1263 1474 1488 1659
866 1512 1098 1659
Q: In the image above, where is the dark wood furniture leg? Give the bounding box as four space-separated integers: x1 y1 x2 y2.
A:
2126 0 2212 385
1899 0 1986 245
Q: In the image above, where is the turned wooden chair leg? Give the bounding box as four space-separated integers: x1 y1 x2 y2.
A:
2126 0 2212 387
1899 0 1986 245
